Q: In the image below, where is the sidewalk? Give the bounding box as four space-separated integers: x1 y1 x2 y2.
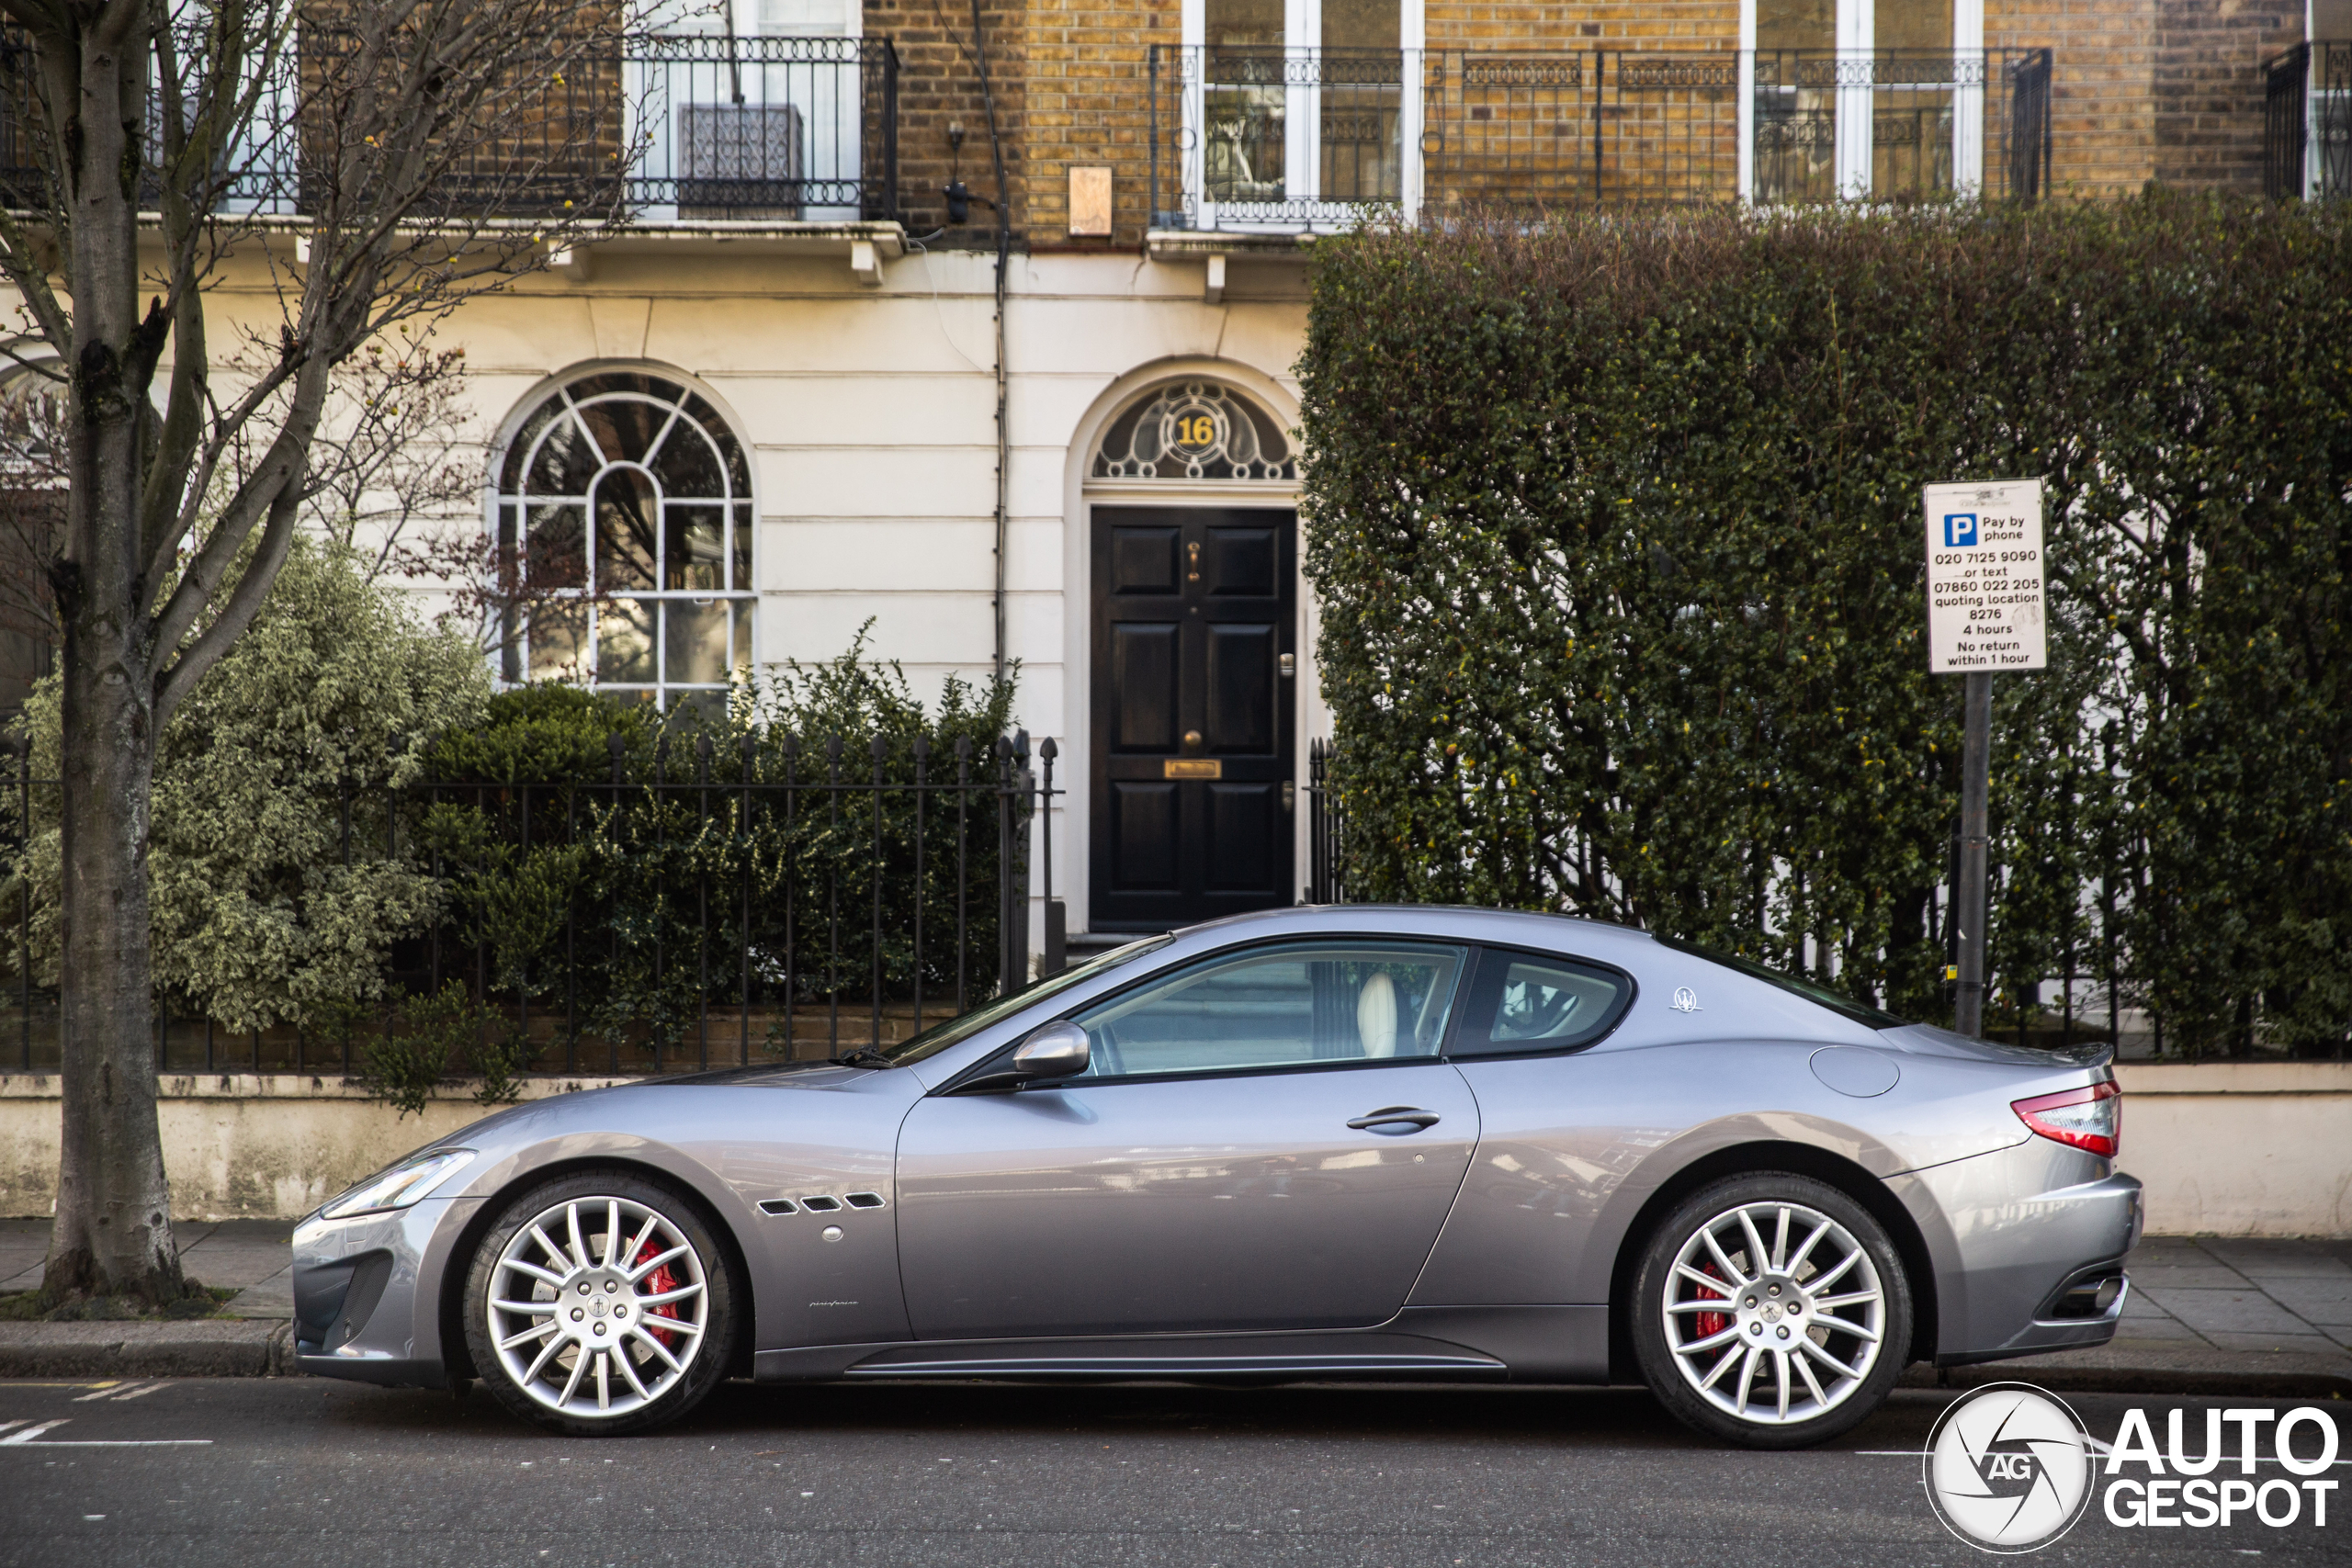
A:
1906 1235 2352 1398
1 1217 299 1376
4 1220 2348 1390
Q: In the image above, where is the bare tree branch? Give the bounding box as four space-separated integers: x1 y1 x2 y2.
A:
153 458 303 726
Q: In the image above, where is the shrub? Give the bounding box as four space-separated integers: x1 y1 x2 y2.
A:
6 540 490 1033
1300 195 2351 1052
416 626 1024 1066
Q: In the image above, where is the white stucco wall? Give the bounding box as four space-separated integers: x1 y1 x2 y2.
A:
135 235 1317 939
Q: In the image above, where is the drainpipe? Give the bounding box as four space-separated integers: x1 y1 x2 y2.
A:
968 0 1012 681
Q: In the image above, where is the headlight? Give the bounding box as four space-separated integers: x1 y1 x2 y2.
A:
320 1148 477 1220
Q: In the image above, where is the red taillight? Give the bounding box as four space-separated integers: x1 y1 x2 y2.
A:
2012 1080 2121 1158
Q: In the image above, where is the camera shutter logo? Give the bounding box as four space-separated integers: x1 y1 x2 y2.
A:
1924 1383 2096 1553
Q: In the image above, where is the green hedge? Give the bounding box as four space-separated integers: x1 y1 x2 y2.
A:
1299 195 2352 1054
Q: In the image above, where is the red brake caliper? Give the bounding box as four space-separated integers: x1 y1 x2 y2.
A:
633 1239 683 1351
1691 1261 1730 1342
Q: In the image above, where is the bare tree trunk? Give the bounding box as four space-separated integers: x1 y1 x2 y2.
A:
46 598 176 1303
37 3 182 1307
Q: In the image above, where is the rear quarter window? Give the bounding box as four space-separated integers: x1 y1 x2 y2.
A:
1447 947 1634 1058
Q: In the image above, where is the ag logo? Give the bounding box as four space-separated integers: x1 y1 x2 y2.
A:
1924 1383 2096 1553
1670 987 1702 1013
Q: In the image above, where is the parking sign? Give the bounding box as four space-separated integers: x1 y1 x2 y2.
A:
1925 479 2045 673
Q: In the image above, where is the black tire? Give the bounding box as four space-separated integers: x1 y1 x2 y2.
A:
462 1168 739 1437
1630 1172 1913 1450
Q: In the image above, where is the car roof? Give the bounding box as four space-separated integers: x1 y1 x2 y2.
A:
1162 903 1660 959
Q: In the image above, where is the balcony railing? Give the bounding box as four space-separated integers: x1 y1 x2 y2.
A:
0 28 899 224
1148 45 2052 231
2266 41 2352 201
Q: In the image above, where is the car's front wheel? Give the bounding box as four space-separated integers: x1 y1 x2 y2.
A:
1630 1173 1912 1449
462 1170 737 1436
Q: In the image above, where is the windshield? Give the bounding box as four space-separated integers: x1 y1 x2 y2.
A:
1653 935 1909 1030
882 936 1174 1066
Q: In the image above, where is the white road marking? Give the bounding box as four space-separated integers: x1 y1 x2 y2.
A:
0 1420 27 1436
70 1383 126 1401
109 1382 167 1401
15 1440 214 1447
0 1418 209 1450
0 1421 71 1444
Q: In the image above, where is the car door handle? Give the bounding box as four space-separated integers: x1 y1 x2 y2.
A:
1347 1106 1441 1134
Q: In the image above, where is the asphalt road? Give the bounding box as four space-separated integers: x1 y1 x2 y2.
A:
0 1377 2343 1567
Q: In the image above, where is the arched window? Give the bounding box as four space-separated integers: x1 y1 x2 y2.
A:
1091 381 1295 481
493 370 755 710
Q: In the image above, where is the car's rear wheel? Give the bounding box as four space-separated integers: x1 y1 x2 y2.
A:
1631 1173 1912 1449
462 1170 736 1437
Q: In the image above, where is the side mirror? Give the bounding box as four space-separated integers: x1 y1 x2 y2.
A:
953 1021 1090 1095
1010 1021 1091 1080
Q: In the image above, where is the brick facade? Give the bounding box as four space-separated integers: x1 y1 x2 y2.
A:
867 0 1035 236
858 0 2316 234
2150 0 2304 191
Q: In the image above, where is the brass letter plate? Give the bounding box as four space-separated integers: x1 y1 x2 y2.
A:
1164 760 1222 780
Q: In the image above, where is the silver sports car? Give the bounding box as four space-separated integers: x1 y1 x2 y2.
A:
291 906 2140 1448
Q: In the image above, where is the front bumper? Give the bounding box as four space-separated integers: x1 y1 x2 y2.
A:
1898 1140 2143 1367
290 1198 478 1388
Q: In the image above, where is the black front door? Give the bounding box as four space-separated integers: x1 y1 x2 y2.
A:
1090 506 1295 931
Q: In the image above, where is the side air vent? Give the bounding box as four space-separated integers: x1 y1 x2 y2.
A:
757 1199 799 1216
800 1194 842 1213
844 1191 887 1209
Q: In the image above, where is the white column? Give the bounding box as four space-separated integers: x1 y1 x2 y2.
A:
1736 0 1757 203
1183 0 1210 229
1400 0 1425 221
1835 0 1873 199
1288 0 1319 209
1952 0 1984 197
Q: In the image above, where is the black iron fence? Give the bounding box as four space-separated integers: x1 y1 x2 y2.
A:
0 28 900 222
626 34 898 220
1303 738 2346 1061
1149 45 2053 228
2267 40 2352 201
1305 738 1348 907
2 731 1053 1077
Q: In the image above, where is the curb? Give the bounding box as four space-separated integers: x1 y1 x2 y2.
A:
0 1318 300 1380
1901 1359 2352 1402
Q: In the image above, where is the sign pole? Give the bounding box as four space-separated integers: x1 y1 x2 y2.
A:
1924 478 2045 1042
1954 671 1991 1038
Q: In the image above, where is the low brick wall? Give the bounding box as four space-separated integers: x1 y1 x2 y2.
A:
5 1061 2347 1231
0 1073 628 1221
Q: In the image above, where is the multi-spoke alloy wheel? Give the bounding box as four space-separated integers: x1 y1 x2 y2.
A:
1632 1174 1912 1450
464 1173 734 1436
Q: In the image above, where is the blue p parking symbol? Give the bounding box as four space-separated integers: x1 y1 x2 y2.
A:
1944 513 1979 547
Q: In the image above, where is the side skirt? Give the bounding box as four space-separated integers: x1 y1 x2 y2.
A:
749 1306 1610 1385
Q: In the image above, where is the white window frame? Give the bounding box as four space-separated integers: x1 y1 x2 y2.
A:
1737 0 1982 203
1182 0 1425 231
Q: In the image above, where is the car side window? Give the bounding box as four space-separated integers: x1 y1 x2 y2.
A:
1448 947 1633 1058
1069 942 1470 1079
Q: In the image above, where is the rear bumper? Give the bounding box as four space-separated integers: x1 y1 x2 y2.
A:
1895 1140 2143 1366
